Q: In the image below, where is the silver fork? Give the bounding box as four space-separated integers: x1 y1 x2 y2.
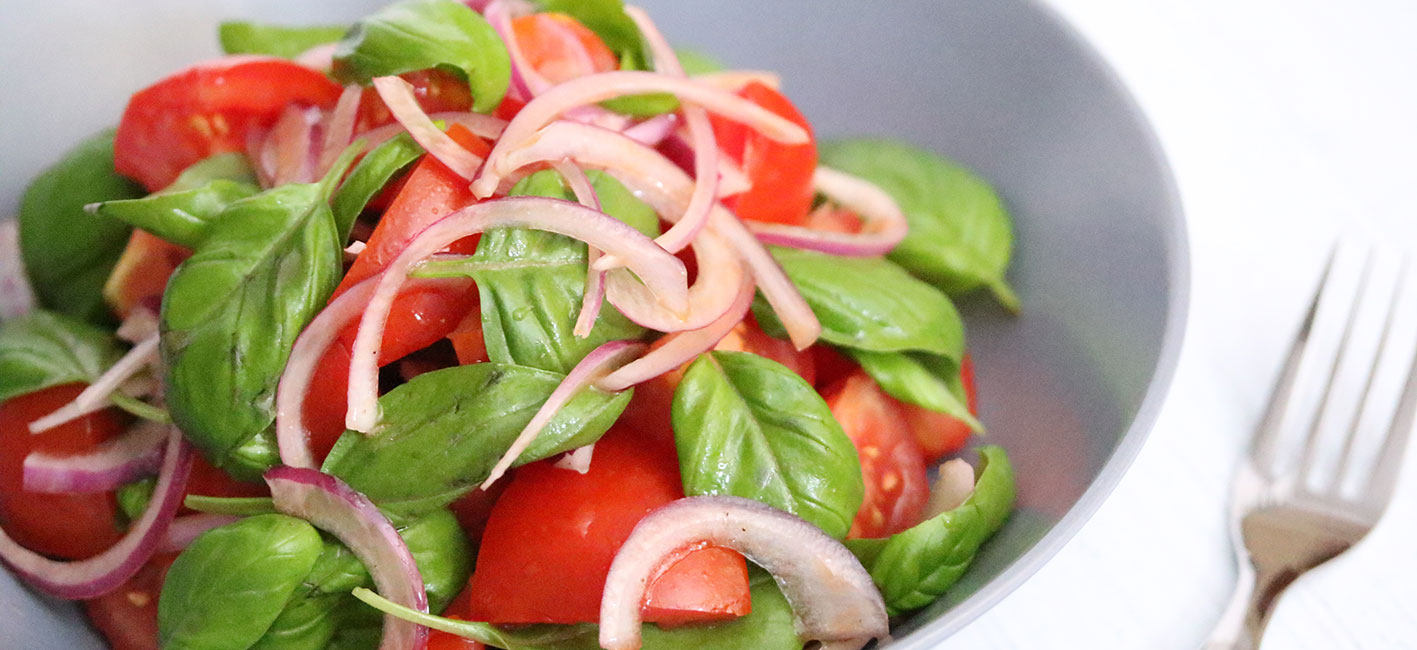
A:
1203 251 1416 650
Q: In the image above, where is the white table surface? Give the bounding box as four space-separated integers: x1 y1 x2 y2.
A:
951 1 1417 647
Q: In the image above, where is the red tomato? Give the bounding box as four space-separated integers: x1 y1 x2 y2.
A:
102 231 190 320
446 306 490 366
710 82 817 225
810 345 859 391
825 372 930 539
428 630 484 650
512 13 619 84
114 56 343 191
0 385 126 559
83 553 177 650
462 427 750 625
714 317 816 385
302 125 490 460
354 69 474 134
181 454 268 515
899 355 980 463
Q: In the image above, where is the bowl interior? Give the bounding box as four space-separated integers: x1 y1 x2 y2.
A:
0 0 1185 647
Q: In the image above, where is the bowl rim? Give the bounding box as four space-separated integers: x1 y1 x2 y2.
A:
894 0 1192 645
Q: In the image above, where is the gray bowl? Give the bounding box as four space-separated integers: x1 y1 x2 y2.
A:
0 0 1186 647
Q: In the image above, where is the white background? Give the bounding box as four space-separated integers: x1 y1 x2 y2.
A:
952 1 1417 647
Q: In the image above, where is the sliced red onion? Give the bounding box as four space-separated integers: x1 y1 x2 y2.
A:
603 227 743 332
29 335 159 434
22 419 168 494
0 427 192 600
596 274 753 392
716 156 752 198
159 514 240 553
473 71 811 198
373 76 485 180
295 43 338 71
553 443 595 474
318 85 363 176
275 274 463 468
269 104 322 186
344 240 368 263
691 70 783 92
481 340 644 489
346 198 687 433
484 0 542 100
746 166 909 257
600 496 888 650
266 467 428 650
924 458 976 519
621 113 679 146
115 304 159 344
0 219 34 321
548 159 608 338
357 111 508 151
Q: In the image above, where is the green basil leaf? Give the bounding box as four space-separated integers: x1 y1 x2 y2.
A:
161 161 349 480
184 495 277 516
248 593 340 650
672 351 864 539
168 153 260 192
0 310 124 402
847 445 1015 616
416 169 653 374
819 139 1019 312
847 349 981 432
333 0 510 113
676 49 726 75
352 568 800 650
327 627 382 650
325 363 630 520
18 129 145 323
752 247 964 361
115 477 156 524
220 22 350 58
93 154 260 248
332 133 423 242
158 514 324 650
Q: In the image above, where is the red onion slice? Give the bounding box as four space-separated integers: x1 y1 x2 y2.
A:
268 104 322 187
924 458 976 518
115 305 160 344
473 70 810 198
0 219 34 321
266 467 428 650
159 514 241 553
621 113 679 146
318 85 363 176
603 227 743 332
29 334 159 434
22 419 168 494
716 157 752 198
547 159 608 338
483 0 540 100
373 76 486 180
600 496 888 650
345 197 688 433
553 443 595 474
0 427 192 599
596 274 753 392
481 340 644 489
356 111 508 151
745 166 909 257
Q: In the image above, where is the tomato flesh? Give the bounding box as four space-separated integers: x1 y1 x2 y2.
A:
83 552 177 650
825 372 930 539
710 82 817 225
115 56 343 191
0 384 127 559
354 69 474 134
512 13 619 84
899 355 980 463
462 426 750 624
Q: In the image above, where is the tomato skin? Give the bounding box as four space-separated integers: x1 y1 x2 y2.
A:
462 427 750 625
710 82 817 225
825 372 930 539
512 13 619 84
115 56 343 191
714 317 816 385
354 69 474 134
83 553 177 650
0 384 126 559
899 355 980 463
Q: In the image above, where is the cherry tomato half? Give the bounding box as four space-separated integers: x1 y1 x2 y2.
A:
710 82 817 225
825 371 930 539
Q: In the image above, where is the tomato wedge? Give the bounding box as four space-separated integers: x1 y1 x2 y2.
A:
0 384 127 559
710 82 817 225
825 371 930 539
354 69 474 134
114 56 343 192
461 426 750 625
83 552 177 650
513 13 619 84
899 355 980 463
301 125 490 461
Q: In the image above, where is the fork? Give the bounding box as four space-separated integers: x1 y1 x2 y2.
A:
1203 251 1416 650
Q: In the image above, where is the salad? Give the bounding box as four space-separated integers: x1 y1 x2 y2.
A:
0 1 1020 649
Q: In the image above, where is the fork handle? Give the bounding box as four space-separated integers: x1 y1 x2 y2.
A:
1203 563 1292 650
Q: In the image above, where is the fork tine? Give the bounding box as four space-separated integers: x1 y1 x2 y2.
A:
1365 271 1417 508
1296 253 1375 486
1252 247 1340 471
1335 256 1409 488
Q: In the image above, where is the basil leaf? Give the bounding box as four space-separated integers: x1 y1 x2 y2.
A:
672 351 864 540
115 477 156 524
847 349 981 431
184 495 277 516
324 363 630 520
333 0 510 113
161 163 349 480
752 247 964 361
18 129 145 323
353 568 800 650
417 169 653 374
332 133 423 242
0 310 124 402
158 514 324 650
676 49 725 75
820 139 1019 312
93 154 260 248
220 22 350 58
537 0 643 61
847 446 1015 616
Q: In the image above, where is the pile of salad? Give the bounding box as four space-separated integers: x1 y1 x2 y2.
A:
0 1 1021 649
